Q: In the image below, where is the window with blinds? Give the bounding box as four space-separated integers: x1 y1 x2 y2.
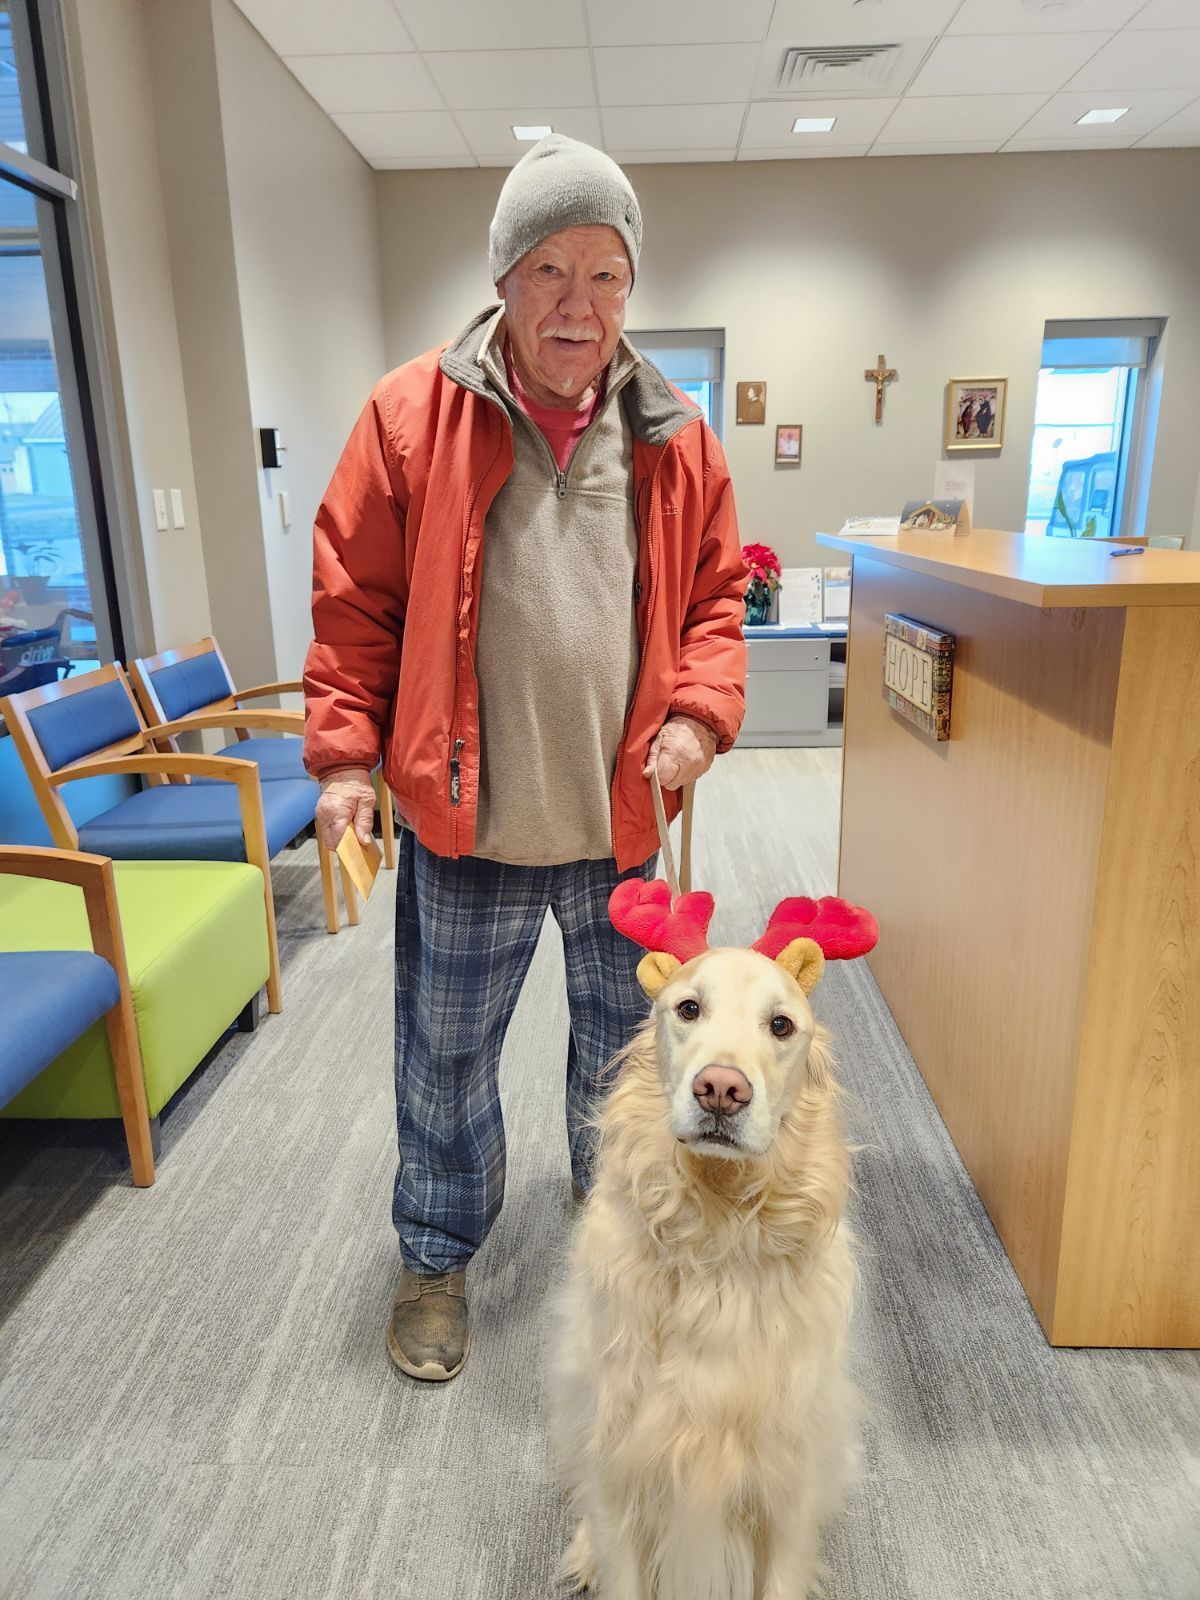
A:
628 328 724 438
1024 318 1163 541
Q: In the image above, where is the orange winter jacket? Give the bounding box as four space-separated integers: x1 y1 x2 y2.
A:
302 309 748 872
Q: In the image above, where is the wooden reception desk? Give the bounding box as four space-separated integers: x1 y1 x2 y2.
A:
816 529 1200 1348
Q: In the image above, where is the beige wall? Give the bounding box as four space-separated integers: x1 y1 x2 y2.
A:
65 0 211 655
213 0 386 682
376 152 1200 564
144 0 278 691
63 0 387 689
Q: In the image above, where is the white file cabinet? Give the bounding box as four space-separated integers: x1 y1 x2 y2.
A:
738 626 842 748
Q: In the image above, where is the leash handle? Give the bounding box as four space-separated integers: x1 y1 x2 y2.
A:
650 770 694 902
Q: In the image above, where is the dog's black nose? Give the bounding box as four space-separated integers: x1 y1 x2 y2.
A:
692 1066 753 1115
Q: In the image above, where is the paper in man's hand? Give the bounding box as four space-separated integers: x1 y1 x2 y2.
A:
336 826 383 901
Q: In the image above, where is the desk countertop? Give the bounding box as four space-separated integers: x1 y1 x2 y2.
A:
815 529 1200 609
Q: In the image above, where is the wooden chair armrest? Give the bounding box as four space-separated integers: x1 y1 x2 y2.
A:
234 681 303 702
48 752 258 787
0 844 126 974
0 842 112 889
142 709 304 740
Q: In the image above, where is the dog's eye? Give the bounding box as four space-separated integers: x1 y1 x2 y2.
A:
676 999 701 1022
770 1016 795 1039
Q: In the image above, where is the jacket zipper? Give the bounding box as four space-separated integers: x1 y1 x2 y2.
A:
449 737 464 805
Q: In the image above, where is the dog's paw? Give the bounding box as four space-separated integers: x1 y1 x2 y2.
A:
559 1521 597 1593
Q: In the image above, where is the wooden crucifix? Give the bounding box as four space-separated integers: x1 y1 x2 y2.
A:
865 354 897 424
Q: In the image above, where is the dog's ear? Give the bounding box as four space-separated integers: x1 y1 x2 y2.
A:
774 937 825 994
637 950 681 998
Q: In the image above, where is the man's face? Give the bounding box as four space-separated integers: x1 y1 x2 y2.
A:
497 224 631 408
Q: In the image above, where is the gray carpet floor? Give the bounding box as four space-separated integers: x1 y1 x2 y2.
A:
0 749 1197 1600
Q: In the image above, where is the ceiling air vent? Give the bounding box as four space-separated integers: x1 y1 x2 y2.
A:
776 44 903 93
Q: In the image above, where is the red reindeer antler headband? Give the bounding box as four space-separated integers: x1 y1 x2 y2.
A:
609 879 877 964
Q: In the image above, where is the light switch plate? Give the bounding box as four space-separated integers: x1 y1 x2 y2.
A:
152 488 168 532
279 489 291 529
170 488 185 528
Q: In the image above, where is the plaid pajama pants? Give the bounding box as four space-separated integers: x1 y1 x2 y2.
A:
392 831 656 1275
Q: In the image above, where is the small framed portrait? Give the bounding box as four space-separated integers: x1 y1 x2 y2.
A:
775 423 802 465
736 381 767 424
945 377 1007 451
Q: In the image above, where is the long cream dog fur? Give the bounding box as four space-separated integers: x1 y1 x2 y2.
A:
551 939 858 1600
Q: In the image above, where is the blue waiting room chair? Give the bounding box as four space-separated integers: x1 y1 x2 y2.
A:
128 634 395 930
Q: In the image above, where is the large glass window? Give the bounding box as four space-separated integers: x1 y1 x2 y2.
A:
1024 320 1161 540
0 0 116 688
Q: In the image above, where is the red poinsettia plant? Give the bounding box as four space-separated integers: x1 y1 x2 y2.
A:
741 541 782 624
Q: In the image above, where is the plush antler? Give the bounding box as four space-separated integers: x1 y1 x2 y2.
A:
751 896 878 962
609 878 714 962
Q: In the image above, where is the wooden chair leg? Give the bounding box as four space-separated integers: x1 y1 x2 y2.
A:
240 785 283 1014
318 838 340 934
338 856 361 926
262 876 283 1012
103 995 155 1187
375 770 396 871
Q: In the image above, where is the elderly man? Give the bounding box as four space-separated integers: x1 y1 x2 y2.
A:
303 135 746 1383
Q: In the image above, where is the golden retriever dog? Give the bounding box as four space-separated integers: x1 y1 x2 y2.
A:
551 882 876 1600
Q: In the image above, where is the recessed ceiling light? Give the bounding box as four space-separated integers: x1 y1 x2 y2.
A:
512 124 552 141
792 117 837 134
1076 107 1129 125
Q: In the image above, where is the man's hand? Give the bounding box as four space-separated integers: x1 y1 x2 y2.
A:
643 715 718 791
316 766 377 851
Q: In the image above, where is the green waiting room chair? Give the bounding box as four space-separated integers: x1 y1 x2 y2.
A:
0 844 268 1183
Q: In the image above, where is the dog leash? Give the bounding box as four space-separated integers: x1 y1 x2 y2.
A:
650 770 695 901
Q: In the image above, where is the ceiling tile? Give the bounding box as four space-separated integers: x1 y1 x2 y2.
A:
767 0 960 43
1127 0 1200 26
742 97 899 147
736 145 871 160
393 0 587 51
232 0 414 56
1014 87 1196 137
593 43 760 106
608 148 738 163
330 110 471 160
948 0 1144 33
1131 94 1200 138
750 37 935 100
425 48 595 110
586 0 774 48
908 32 1112 96
602 103 746 149
283 54 443 114
1065 29 1200 91
870 141 1004 155
1135 131 1200 145
1003 135 1139 149
876 94 1051 143
457 106 604 156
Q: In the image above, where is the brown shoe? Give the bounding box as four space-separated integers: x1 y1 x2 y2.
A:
387 1266 469 1382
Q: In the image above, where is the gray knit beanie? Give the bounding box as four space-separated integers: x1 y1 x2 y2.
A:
489 134 642 285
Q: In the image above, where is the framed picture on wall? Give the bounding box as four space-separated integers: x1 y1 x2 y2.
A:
945 377 1007 451
736 382 767 424
775 424 802 465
